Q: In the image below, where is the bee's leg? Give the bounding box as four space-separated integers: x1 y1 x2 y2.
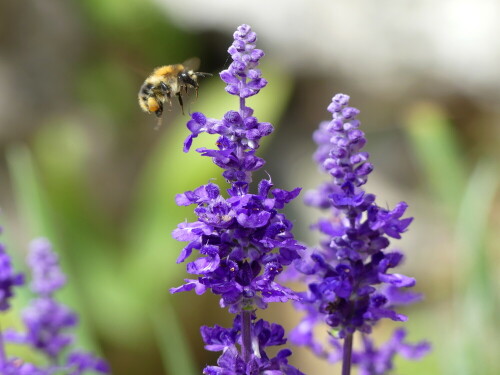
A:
154 101 163 117
160 83 173 110
179 72 198 89
192 72 211 97
155 116 163 130
176 93 185 115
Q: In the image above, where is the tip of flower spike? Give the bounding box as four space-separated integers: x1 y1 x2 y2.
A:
328 94 350 113
28 238 66 295
234 24 256 43
224 24 266 99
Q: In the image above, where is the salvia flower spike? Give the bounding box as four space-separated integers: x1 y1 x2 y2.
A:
171 24 305 374
289 94 430 374
0 234 110 375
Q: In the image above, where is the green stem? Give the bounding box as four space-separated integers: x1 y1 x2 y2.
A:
241 310 253 363
342 333 354 375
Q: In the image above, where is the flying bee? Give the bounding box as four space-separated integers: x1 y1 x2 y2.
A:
138 57 212 128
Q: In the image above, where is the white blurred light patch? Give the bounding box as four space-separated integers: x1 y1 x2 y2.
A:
155 0 500 102
433 0 500 91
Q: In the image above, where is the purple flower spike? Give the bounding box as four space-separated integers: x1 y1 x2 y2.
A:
183 25 273 187
173 24 304 313
172 25 304 373
289 94 429 372
2 239 76 360
5 298 78 359
2 237 110 374
220 24 267 99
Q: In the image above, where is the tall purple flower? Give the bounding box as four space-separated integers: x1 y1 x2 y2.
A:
290 94 429 374
171 24 305 374
6 239 78 360
0 231 53 374
4 238 109 374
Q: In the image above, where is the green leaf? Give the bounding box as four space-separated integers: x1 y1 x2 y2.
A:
405 102 467 216
151 302 199 375
450 158 500 375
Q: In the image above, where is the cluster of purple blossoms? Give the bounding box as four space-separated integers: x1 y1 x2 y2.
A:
6 238 77 360
171 24 305 374
288 94 430 373
0 233 109 375
201 315 302 375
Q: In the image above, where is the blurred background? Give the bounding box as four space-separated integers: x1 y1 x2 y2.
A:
0 0 499 374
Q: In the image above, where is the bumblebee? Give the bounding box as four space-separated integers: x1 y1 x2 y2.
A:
138 58 211 125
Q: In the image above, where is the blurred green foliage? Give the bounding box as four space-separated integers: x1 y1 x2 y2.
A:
405 103 500 375
78 0 198 63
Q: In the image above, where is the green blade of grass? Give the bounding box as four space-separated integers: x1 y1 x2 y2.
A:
451 158 499 375
405 102 467 216
151 302 198 375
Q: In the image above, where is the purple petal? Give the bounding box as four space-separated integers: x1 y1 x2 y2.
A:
172 221 208 242
170 279 207 295
236 211 271 228
187 254 221 274
379 273 416 288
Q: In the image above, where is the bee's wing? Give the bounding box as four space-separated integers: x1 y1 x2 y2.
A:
182 57 201 71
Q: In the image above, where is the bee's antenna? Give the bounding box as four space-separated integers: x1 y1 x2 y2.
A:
223 56 231 69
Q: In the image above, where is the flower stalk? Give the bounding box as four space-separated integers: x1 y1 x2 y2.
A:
171 24 305 374
241 310 253 363
288 94 430 373
341 333 353 375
